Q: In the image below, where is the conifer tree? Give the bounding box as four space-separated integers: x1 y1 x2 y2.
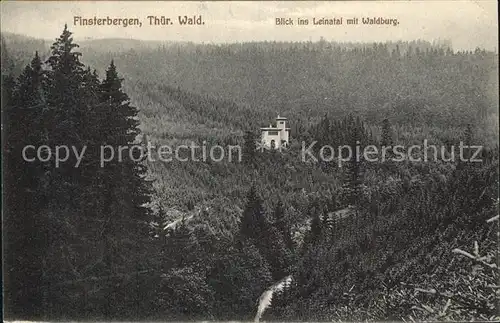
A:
381 118 395 162
240 187 287 279
464 123 474 161
273 201 294 250
381 118 393 147
166 218 194 266
3 52 49 319
79 67 103 205
208 240 273 320
6 52 45 193
1 36 16 75
45 24 85 139
242 130 257 164
307 212 322 246
240 186 267 241
328 215 338 242
98 60 152 219
318 113 331 146
85 60 154 317
342 124 363 207
43 24 89 205
4 26 156 319
343 157 362 207
321 208 330 230
302 199 323 249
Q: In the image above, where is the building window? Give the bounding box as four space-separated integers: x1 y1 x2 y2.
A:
268 131 279 136
279 121 284 125
270 140 276 149
281 140 287 147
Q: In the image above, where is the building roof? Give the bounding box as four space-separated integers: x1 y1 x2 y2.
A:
260 127 291 131
276 116 287 120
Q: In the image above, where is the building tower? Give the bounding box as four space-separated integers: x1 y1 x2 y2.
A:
260 115 290 150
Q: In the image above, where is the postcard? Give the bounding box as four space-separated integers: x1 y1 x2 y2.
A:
1 1 498 321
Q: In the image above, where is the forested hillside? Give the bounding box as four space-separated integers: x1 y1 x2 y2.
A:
2 28 499 321
3 32 498 144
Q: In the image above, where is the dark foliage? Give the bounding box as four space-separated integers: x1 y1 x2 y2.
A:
2 28 498 321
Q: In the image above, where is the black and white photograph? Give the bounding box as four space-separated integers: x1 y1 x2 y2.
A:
1 1 499 321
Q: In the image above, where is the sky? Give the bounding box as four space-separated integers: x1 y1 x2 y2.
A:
1 1 498 50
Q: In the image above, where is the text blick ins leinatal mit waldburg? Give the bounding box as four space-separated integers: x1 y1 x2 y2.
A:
73 15 400 27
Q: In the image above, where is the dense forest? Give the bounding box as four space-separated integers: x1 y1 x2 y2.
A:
2 27 499 321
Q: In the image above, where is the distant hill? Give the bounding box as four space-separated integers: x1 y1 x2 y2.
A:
80 38 181 52
2 32 498 146
1 32 179 51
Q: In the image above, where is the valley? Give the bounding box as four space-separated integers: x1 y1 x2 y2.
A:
2 30 499 321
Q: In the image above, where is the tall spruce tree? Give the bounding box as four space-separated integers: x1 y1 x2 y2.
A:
240 187 287 279
240 186 267 241
3 53 48 319
99 60 151 220
381 118 393 147
304 209 322 247
79 67 104 207
242 130 257 165
3 26 156 319
464 123 474 161
86 60 154 317
45 24 85 141
44 24 88 207
342 122 363 207
381 118 395 162
273 201 294 250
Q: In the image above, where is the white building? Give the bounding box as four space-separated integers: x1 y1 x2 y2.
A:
260 116 290 149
